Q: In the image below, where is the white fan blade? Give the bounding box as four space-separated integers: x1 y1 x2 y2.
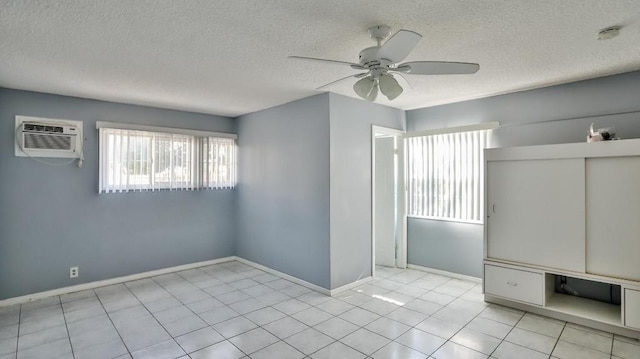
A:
289 56 365 69
377 30 422 64
316 72 369 90
398 61 480 75
393 72 413 91
379 74 403 101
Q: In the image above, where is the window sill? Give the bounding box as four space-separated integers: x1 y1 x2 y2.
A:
407 215 483 225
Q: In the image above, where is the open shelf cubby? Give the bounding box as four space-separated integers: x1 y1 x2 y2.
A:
545 273 621 326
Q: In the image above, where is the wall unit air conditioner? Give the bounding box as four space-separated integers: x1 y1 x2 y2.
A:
15 116 83 158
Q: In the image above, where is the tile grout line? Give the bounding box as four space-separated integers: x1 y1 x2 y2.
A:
13 264 630 359
152 268 239 340
486 308 526 358
209 264 315 358
421 284 491 358
142 264 286 357
324 273 484 357
113 267 485 358
325 285 397 357
176 268 272 356
15 302 22 358
93 288 134 358
221 265 358 357
548 321 567 359
59 296 77 359
189 265 257 356
145 269 239 356
356 274 479 358
122 279 185 353
249 279 339 358
166 265 287 353
362 273 462 357
344 273 484 357
191 266 291 357
610 333 614 359
372 272 552 358
409 271 618 359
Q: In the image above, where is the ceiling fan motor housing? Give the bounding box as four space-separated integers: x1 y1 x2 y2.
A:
359 47 392 69
359 26 396 69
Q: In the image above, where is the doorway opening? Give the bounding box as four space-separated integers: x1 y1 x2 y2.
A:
372 125 406 278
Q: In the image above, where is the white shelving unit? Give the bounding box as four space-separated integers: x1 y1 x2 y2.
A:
483 139 640 338
545 293 620 326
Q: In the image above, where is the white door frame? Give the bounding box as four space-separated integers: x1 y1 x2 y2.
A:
371 125 407 277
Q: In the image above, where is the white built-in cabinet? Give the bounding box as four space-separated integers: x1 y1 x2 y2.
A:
486 159 585 272
484 139 640 337
586 156 640 281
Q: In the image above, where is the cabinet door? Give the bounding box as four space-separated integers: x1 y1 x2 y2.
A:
587 156 640 281
625 289 640 329
486 159 585 272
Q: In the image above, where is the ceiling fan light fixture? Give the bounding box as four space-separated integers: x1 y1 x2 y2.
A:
292 26 479 103
379 73 403 100
365 83 379 102
353 76 376 100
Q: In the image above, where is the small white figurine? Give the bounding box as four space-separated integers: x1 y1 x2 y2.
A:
588 123 603 142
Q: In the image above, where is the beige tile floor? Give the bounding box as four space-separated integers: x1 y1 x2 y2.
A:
1 261 640 359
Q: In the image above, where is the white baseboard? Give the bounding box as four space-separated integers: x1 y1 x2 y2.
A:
0 256 235 307
1 255 377 306
329 276 373 296
408 264 482 283
233 257 331 296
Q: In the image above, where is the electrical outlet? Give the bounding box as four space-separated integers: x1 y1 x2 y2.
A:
70 266 79 278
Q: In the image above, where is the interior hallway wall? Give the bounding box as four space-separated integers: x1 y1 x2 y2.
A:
236 94 332 289
329 94 405 288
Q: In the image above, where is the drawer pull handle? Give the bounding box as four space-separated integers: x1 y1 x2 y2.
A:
507 281 518 287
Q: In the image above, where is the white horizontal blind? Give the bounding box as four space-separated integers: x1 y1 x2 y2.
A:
99 128 236 193
407 129 489 222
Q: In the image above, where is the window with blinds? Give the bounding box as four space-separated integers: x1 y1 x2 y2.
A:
98 127 236 193
202 136 237 189
406 129 490 223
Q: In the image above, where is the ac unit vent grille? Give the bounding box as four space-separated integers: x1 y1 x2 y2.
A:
15 116 82 158
24 133 72 150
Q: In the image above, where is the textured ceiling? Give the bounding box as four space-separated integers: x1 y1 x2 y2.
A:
1 0 639 117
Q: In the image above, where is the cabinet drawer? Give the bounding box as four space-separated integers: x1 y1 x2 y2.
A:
624 289 640 329
484 265 543 305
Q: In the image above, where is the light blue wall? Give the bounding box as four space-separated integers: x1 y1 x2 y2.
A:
406 70 640 278
8 70 638 298
236 94 331 289
329 94 405 288
0 88 237 300
407 219 484 278
235 93 405 290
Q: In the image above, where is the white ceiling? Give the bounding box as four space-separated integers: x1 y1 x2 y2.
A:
1 1 639 118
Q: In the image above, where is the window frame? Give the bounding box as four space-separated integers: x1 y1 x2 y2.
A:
96 121 237 193
405 122 498 224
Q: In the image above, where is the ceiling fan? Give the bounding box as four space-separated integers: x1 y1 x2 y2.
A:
290 25 479 102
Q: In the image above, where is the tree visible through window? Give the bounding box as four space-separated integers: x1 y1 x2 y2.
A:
406 129 490 223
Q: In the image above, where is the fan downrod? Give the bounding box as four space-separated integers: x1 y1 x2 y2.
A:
359 25 393 68
367 25 391 46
